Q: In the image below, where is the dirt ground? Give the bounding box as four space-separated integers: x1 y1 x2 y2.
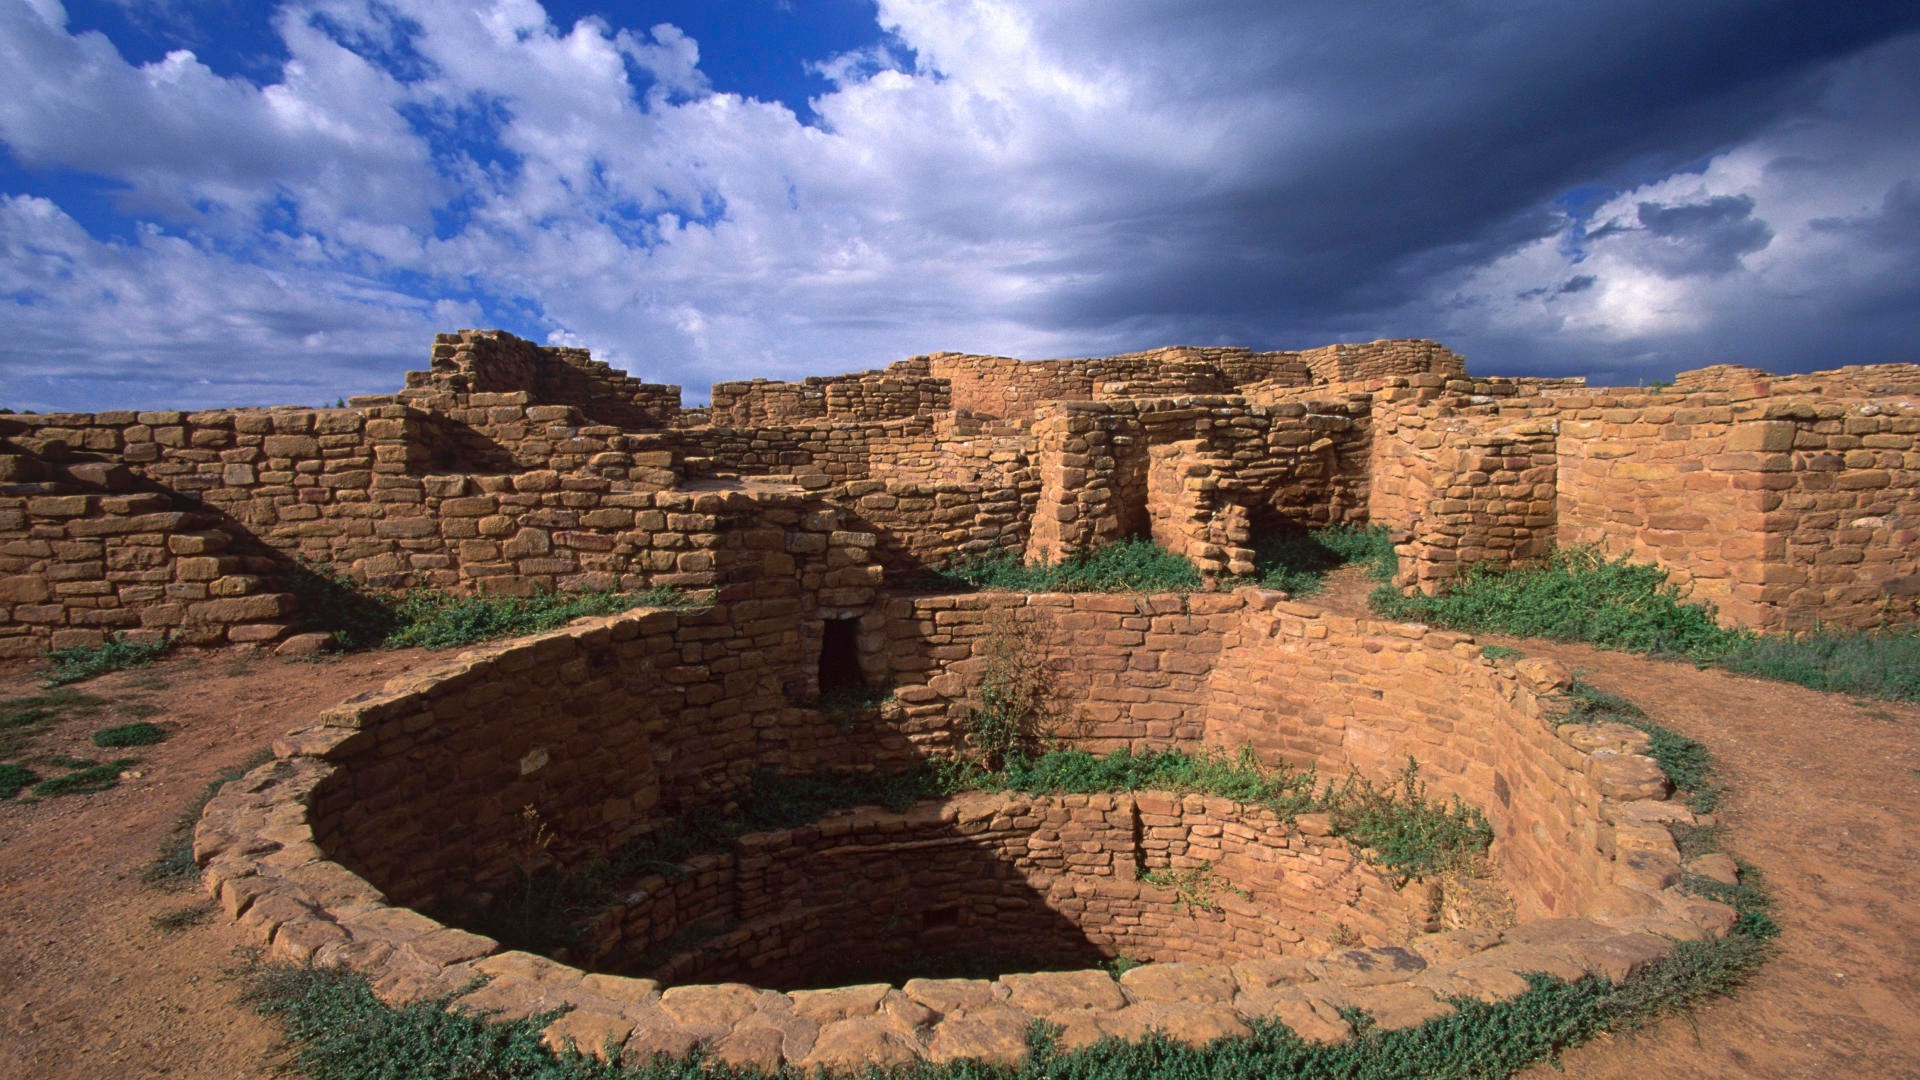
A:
2 592 1918 1079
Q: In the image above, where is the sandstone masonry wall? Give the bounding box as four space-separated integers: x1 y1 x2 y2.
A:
193 598 1733 1072
405 329 682 430
585 790 1427 990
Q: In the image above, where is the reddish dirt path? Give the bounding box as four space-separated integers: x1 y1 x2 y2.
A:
0 648 429 1080
1315 567 1920 1079
3 597 1919 1078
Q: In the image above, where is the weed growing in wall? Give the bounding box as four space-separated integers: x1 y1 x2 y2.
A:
1138 861 1248 915
965 610 1059 769
1319 759 1495 881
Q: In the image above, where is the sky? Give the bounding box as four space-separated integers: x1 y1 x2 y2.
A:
2 1 1919 412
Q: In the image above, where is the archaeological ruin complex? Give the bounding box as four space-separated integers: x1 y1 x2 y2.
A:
4 332 1918 1069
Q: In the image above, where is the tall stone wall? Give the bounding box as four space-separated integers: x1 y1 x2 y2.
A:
0 402 881 654
1557 392 1920 630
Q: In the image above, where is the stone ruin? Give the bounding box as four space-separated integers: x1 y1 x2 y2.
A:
4 331 1919 1069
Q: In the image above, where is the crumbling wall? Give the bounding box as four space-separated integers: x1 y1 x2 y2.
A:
710 362 951 426
406 330 681 429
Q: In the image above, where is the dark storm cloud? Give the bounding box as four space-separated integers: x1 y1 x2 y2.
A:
1018 1 1920 342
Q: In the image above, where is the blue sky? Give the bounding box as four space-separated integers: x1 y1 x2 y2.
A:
3 1 1919 411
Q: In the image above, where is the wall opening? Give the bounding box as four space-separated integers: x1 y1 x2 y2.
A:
818 617 864 695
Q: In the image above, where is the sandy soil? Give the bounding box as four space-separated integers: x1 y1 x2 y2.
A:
2 594 1918 1078
0 648 431 1080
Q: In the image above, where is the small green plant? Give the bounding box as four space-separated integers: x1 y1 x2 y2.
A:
1247 524 1396 596
32 757 138 797
934 537 1203 593
92 721 168 748
1139 861 1248 915
1103 954 1144 980
0 762 38 800
42 635 173 687
1319 758 1494 881
1480 645 1523 661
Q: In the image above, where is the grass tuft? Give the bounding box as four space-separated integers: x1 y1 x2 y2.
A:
92 721 168 748
1247 524 1396 596
0 762 37 800
286 554 702 652
42 635 173 687
32 757 138 797
1718 626 1920 702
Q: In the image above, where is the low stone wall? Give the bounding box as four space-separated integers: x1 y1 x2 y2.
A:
194 591 1734 1072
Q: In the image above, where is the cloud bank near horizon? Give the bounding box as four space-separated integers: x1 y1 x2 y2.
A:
3 0 1919 411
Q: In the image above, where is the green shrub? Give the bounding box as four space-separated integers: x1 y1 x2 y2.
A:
1375 547 1739 659
1718 626 1920 703
0 762 37 800
1370 545 1920 703
42 635 173 687
32 757 138 797
1319 758 1494 880
1244 525 1394 597
934 537 1203 593
92 721 168 748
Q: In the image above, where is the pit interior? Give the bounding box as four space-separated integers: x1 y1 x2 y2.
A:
307 589 1628 994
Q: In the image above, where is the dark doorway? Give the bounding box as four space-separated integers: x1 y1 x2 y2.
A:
818 618 864 694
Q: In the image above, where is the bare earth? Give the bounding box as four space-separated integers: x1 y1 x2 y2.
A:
3 595 1919 1079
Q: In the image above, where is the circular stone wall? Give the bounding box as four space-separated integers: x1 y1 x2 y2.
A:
195 593 1738 1073
580 790 1430 991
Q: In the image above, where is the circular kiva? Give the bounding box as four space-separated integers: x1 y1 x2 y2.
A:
194 589 1737 1073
